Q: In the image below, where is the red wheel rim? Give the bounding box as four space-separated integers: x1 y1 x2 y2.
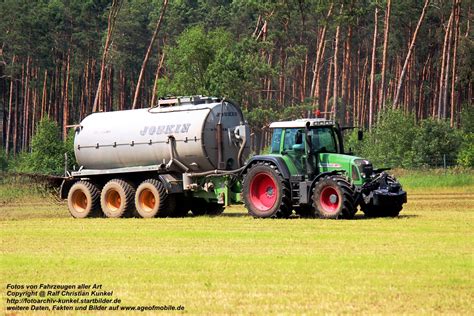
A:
320 187 340 213
249 172 278 212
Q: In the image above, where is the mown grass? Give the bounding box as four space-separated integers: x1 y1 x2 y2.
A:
1 174 473 314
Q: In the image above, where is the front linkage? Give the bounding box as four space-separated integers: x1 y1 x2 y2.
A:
355 171 407 217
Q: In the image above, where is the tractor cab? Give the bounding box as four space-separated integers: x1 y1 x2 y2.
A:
270 119 342 153
268 118 369 185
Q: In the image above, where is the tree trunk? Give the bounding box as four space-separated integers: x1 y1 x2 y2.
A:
393 0 430 108
354 47 361 125
150 51 166 107
63 52 70 139
442 14 453 119
418 55 431 121
332 5 343 120
132 0 168 109
450 0 460 127
342 26 352 124
6 56 16 155
324 59 333 115
31 67 38 139
378 0 391 110
438 10 454 119
22 56 30 151
310 4 333 106
314 37 328 108
13 75 19 155
41 69 47 120
301 52 307 103
360 53 369 127
368 7 378 130
93 0 122 112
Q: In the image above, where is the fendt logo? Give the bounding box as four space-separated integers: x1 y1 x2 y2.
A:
139 123 191 136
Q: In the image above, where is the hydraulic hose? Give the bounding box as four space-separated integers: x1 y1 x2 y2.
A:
187 165 247 178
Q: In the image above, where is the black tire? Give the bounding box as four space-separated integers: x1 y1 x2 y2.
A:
67 181 102 218
242 162 292 218
134 179 175 218
361 202 403 218
189 199 224 216
170 194 188 217
101 179 135 218
312 175 356 219
294 205 315 218
206 203 225 216
190 198 207 216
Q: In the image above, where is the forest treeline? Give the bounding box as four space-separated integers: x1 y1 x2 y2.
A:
1 0 473 157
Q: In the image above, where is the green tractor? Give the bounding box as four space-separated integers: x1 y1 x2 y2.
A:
241 118 407 219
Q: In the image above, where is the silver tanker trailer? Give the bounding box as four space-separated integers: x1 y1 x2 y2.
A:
61 96 250 218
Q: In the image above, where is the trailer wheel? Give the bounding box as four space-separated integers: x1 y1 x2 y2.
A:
312 175 356 219
101 179 135 218
134 179 174 218
361 202 403 218
243 162 291 218
67 181 102 218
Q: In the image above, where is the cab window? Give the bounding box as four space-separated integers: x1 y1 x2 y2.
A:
270 128 282 153
310 127 338 153
283 128 304 152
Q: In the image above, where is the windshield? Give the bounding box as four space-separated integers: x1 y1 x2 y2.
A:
309 127 338 153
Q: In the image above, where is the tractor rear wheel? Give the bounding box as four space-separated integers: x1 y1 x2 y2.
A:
312 175 356 219
242 162 291 218
101 179 135 218
67 181 102 218
134 179 174 218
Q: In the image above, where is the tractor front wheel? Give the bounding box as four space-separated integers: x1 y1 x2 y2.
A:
242 162 291 218
312 175 356 219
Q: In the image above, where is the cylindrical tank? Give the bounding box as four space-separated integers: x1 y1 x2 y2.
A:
74 97 249 172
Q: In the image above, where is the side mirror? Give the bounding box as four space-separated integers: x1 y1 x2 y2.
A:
358 130 364 141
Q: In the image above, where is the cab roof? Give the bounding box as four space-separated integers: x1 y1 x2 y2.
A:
269 118 335 129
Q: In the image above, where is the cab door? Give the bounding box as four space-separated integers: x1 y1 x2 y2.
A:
282 128 306 174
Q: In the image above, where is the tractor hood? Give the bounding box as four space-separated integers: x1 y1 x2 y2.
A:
317 153 373 185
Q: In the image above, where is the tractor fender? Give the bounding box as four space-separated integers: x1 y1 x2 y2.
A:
309 170 347 192
242 155 291 180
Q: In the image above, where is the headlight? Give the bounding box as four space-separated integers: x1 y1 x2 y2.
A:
354 159 373 179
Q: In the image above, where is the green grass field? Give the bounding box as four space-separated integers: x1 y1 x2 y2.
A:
1 172 473 314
